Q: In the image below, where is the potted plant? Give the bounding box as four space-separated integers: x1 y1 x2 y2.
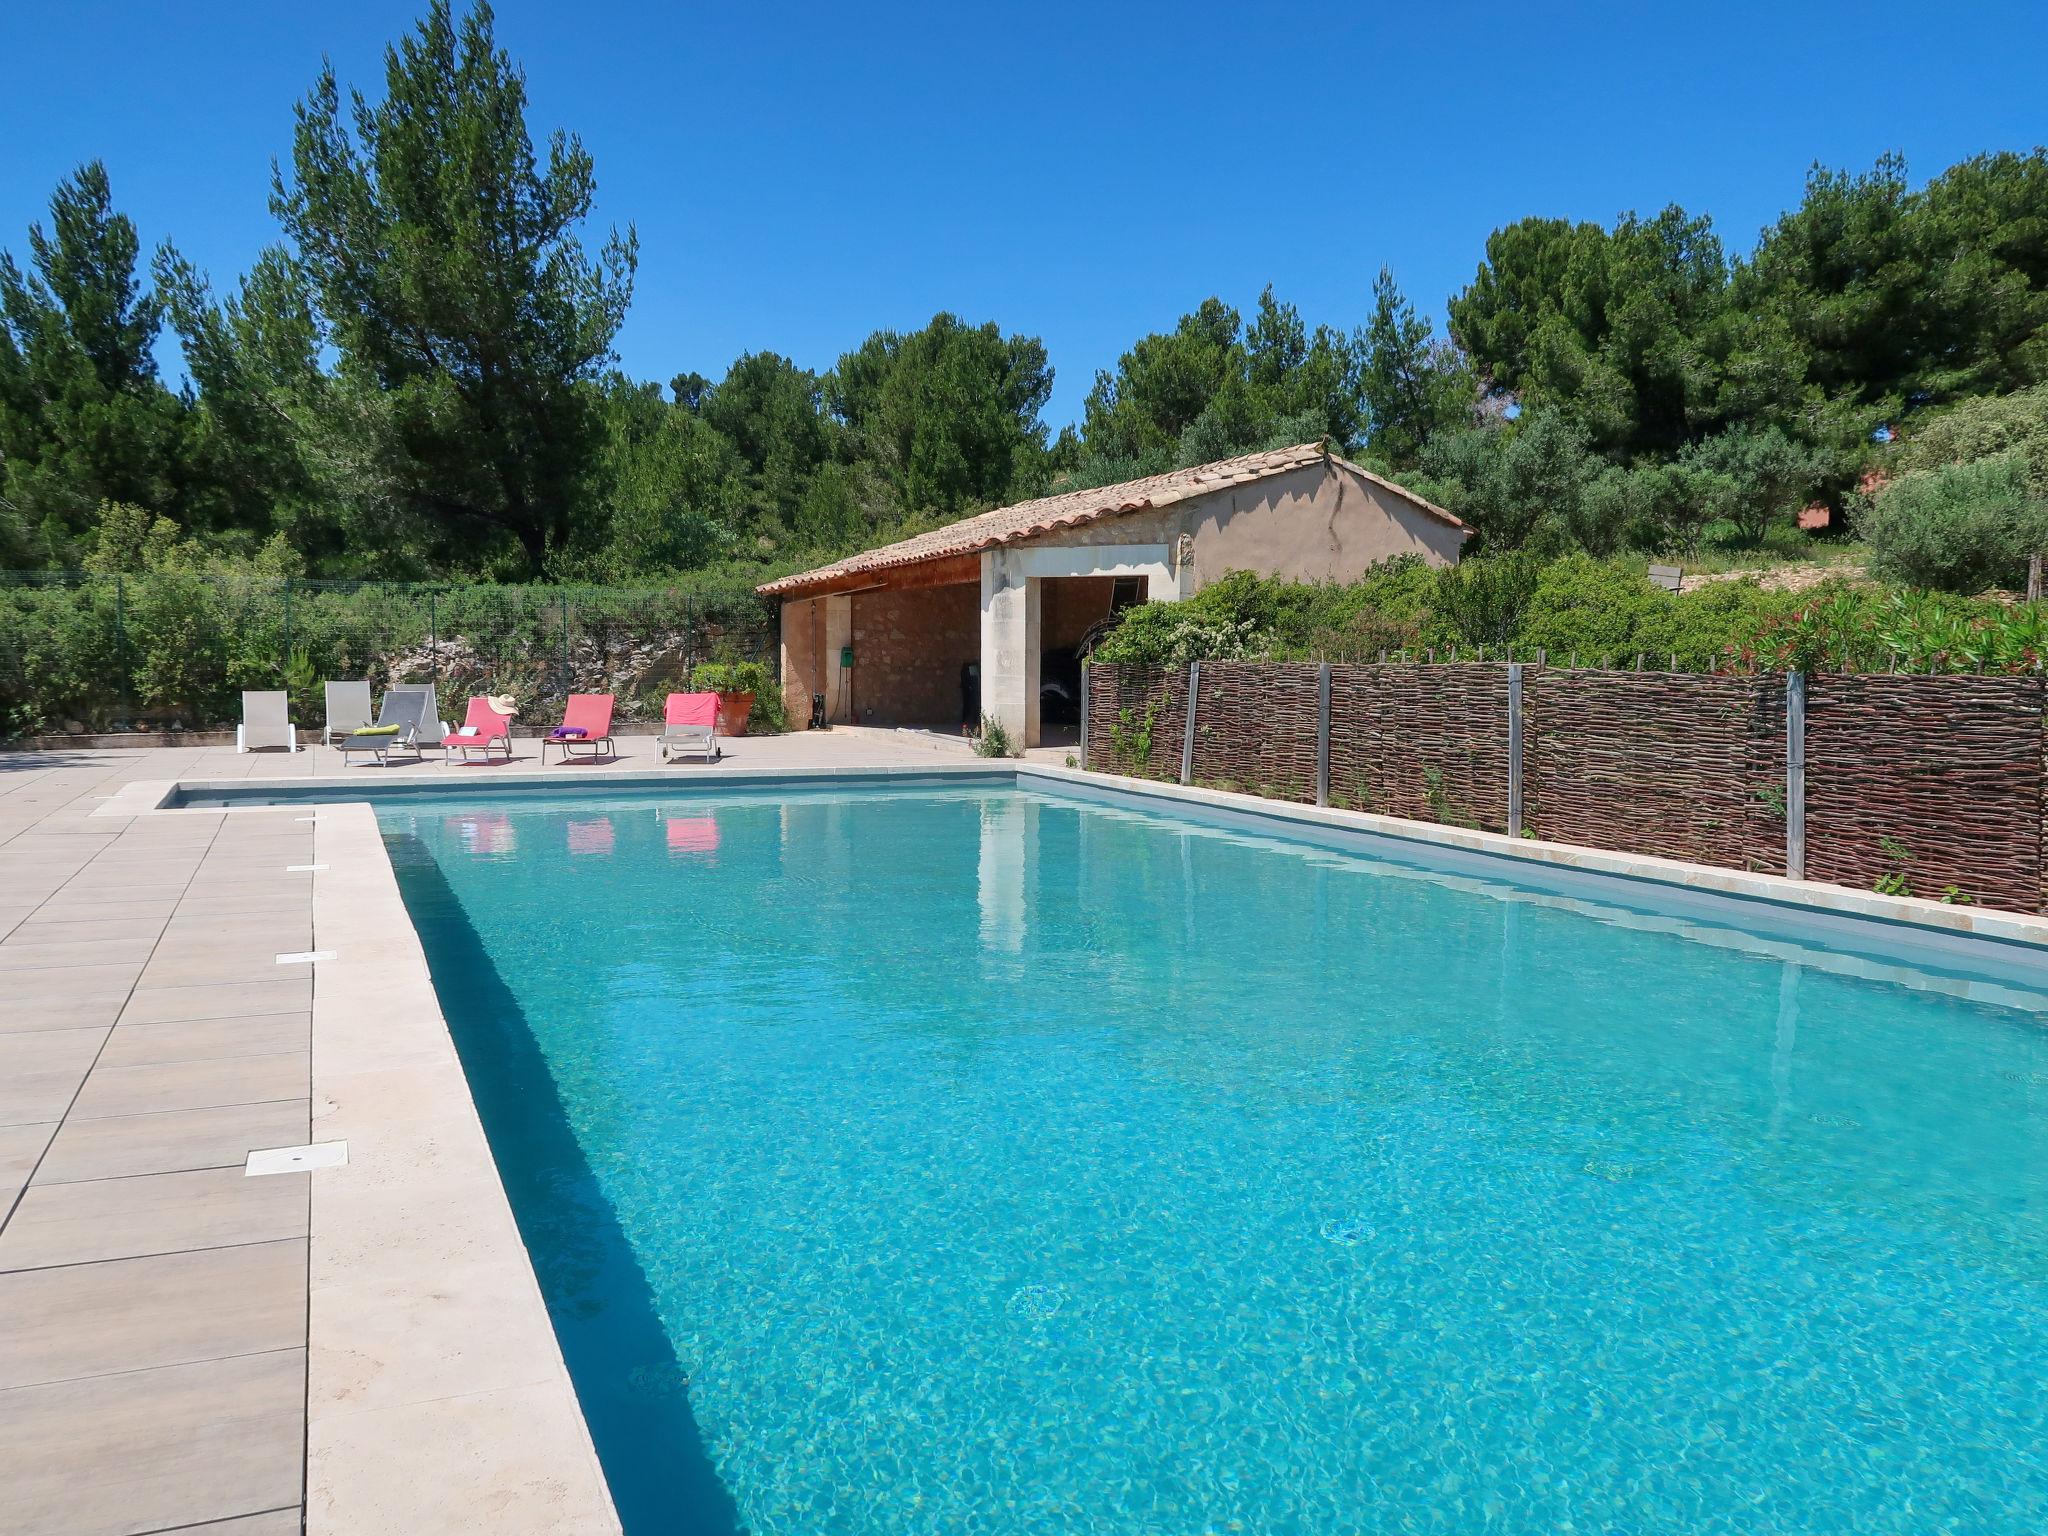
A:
691 657 772 736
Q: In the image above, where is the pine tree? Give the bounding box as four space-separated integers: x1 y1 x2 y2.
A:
270 0 637 575
1360 268 1472 469
0 162 187 559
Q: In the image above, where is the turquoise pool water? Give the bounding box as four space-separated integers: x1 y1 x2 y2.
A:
382 783 2048 1535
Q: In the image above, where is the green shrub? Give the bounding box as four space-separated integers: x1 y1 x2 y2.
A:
1090 602 1261 668
1514 555 1669 663
125 565 232 722
1858 452 2048 593
1733 586 2048 674
690 657 773 695
1305 603 1425 662
0 581 124 733
0 565 780 739
1890 384 2048 496
1674 425 1825 548
1429 553 1543 648
1638 579 1792 670
1417 409 1604 554
1491 556 1799 669
975 714 1016 757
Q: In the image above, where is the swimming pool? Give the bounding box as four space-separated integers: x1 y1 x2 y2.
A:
377 779 2048 1534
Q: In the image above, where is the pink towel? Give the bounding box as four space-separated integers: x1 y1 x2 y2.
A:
666 692 720 728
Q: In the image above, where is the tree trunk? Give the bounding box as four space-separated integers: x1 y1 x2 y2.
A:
2029 552 2042 604
515 518 547 580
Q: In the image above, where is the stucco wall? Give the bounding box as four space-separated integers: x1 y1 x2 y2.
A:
1175 461 1465 588
986 460 1463 603
850 582 980 726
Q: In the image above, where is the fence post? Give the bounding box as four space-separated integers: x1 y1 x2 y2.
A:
1786 672 1806 880
1507 661 1524 837
559 593 571 701
1316 663 1332 806
1180 660 1200 786
281 578 292 675
428 591 438 689
1078 662 1090 770
114 573 129 720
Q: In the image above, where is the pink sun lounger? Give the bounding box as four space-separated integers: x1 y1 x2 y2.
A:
448 696 513 763
543 693 616 764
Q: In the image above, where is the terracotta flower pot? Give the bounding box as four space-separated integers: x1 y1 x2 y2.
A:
715 691 755 736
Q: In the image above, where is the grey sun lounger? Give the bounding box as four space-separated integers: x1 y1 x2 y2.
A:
338 685 438 766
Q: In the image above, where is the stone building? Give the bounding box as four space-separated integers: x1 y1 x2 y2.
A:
759 442 1470 747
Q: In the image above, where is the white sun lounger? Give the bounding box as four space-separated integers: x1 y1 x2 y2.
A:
322 680 373 746
397 684 450 758
236 691 299 753
659 691 722 763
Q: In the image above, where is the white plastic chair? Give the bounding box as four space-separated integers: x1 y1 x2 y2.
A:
236 691 299 753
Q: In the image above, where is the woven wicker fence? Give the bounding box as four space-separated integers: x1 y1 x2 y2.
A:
1188 662 1321 802
1083 664 1186 781
1328 664 1513 832
1084 660 2048 913
1526 670 1787 873
1803 675 2046 912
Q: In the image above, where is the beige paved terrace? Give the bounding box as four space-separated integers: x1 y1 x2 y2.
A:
0 725 975 1536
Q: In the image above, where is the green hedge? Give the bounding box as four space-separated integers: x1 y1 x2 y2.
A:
1090 556 2048 676
0 570 777 737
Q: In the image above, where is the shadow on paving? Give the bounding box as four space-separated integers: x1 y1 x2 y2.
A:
384 834 745 1536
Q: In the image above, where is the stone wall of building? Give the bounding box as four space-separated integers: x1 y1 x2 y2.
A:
1041 576 1121 652
849 582 980 726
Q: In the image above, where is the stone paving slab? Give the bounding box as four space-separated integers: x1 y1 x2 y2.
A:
35 1099 311 1185
120 976 313 1024
69 1050 309 1121
0 1027 107 1125
98 1010 312 1068
0 1164 308 1271
0 1122 54 1211
0 1237 305 1388
0 1349 306 1536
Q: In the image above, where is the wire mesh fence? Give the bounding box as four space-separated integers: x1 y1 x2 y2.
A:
0 571 775 736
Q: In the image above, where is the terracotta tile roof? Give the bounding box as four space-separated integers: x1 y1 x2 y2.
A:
758 442 1468 597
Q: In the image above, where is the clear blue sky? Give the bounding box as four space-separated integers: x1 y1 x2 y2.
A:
3 1 2045 427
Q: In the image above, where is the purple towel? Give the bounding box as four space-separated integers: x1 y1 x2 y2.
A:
549 726 588 740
